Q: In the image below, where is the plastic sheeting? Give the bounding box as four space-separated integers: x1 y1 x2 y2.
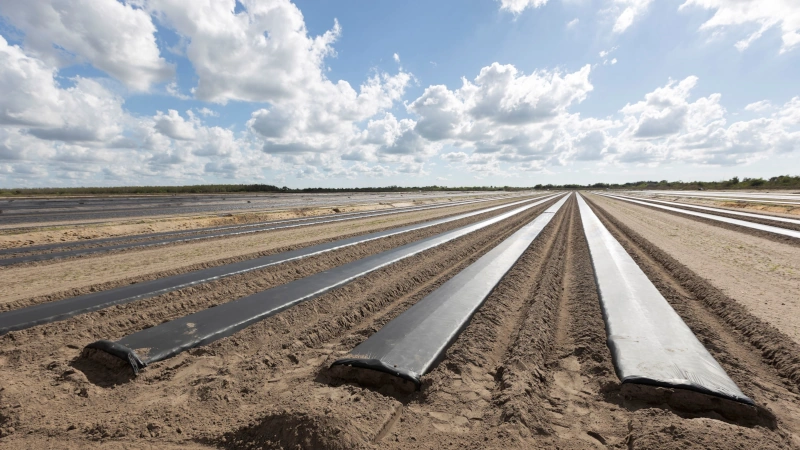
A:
331 194 570 385
629 190 800 201
605 193 800 226
0 196 550 335
600 193 800 240
0 196 506 258
0 196 516 266
577 194 753 404
84 194 564 374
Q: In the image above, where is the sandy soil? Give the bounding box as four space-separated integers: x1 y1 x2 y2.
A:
0 197 523 308
2 195 799 448
590 194 800 344
0 195 501 249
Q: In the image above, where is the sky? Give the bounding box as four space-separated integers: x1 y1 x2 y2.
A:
0 0 799 188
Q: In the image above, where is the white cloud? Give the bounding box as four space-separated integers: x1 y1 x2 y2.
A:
248 70 411 153
611 0 653 33
498 0 549 14
153 110 197 141
0 36 125 141
680 0 800 53
599 46 618 58
399 63 598 176
613 77 800 165
197 107 219 117
566 18 580 29
411 62 799 176
166 81 190 100
409 63 593 141
2 0 798 186
0 0 173 91
745 100 773 112
0 34 277 185
146 0 341 104
620 76 704 138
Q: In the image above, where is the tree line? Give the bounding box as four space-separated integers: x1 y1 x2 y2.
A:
1 175 797 196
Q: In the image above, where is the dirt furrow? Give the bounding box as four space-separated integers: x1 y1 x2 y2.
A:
0 198 557 448
353 194 572 448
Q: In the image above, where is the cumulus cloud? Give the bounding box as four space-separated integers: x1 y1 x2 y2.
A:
680 0 800 53
153 110 197 141
419 62 798 176
0 34 275 185
613 77 800 165
248 70 411 154
409 63 593 142
610 0 653 33
745 100 773 112
0 36 125 141
146 0 341 104
566 18 580 29
1 0 798 186
497 0 549 14
620 76 701 138
197 107 219 117
0 0 173 91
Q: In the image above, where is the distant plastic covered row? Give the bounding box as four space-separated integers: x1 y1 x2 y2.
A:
84 194 564 374
606 193 800 226
0 196 546 335
600 193 800 240
577 194 752 404
0 196 517 265
0 196 508 257
331 194 570 385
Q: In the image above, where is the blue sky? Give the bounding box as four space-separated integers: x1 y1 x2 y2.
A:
0 0 798 188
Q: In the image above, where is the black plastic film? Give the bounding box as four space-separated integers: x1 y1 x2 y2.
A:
577 194 752 404
599 193 800 239
607 193 800 226
83 195 563 373
0 196 547 335
0 196 518 265
331 194 570 385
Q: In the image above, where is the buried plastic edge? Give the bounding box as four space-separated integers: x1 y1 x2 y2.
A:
331 358 421 387
84 340 146 375
620 377 754 406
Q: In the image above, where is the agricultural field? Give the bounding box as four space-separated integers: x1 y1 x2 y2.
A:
1 191 799 449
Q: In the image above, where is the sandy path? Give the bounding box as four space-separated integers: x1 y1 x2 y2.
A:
590 194 800 345
0 197 521 306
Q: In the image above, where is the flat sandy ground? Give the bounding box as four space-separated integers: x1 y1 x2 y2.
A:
1 193 800 449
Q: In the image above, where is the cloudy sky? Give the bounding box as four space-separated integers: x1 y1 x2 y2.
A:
1 0 798 188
